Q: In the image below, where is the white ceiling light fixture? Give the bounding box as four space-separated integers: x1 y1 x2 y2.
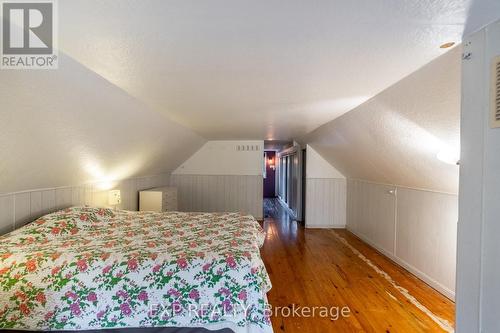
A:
439 42 456 49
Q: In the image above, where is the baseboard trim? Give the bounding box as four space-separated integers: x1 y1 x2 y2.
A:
347 227 455 301
306 224 346 229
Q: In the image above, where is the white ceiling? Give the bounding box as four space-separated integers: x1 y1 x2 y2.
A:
57 0 500 140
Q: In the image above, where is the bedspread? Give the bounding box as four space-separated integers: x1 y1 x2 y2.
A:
0 207 272 333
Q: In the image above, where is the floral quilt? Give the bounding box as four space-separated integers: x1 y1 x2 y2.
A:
0 207 273 333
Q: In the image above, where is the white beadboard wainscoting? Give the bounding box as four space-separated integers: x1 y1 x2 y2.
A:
305 178 346 228
0 174 170 235
346 179 458 299
170 174 263 220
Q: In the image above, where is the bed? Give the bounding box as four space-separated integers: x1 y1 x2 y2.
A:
0 207 273 333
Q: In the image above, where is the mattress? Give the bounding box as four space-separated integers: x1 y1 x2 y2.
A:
0 207 272 333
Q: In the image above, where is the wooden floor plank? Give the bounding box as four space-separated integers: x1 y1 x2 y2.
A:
260 198 455 332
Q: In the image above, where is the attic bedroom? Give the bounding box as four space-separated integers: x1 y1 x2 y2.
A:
1 1 500 332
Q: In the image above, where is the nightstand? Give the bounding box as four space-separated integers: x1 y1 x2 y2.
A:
139 186 178 212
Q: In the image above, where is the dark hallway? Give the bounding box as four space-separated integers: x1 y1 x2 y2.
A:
263 151 276 198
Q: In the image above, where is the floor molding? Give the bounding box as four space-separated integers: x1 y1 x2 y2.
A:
331 230 455 333
347 227 455 300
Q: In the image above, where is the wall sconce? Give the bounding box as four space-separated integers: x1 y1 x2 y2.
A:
108 190 121 209
268 156 276 170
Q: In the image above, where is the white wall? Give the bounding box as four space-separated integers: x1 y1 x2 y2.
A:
172 141 264 219
301 47 461 194
456 19 500 332
396 188 457 296
299 46 461 301
0 53 205 195
347 179 457 299
305 145 346 228
347 180 396 254
174 141 263 175
306 144 345 179
170 175 262 219
0 173 170 235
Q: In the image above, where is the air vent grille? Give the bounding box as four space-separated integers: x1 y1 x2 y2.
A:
236 144 260 151
491 56 500 128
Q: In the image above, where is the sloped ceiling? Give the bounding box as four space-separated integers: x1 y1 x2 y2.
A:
301 47 461 193
0 53 205 194
3 1 499 194
57 0 498 140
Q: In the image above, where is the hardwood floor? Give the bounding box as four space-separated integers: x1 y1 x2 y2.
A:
260 198 455 332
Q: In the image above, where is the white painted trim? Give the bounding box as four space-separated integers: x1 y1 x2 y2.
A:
0 173 171 197
333 231 454 332
170 174 263 220
393 187 398 255
276 196 294 216
306 224 346 229
306 177 345 180
0 173 171 235
169 173 263 178
347 227 455 300
305 178 346 228
349 178 458 196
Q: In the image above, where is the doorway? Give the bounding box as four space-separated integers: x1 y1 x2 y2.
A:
263 151 276 198
275 147 303 221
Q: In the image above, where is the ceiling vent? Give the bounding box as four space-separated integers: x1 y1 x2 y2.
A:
491 56 500 128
